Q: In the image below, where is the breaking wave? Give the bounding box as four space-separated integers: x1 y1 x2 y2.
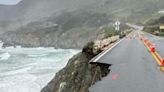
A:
0 53 11 60
0 47 79 92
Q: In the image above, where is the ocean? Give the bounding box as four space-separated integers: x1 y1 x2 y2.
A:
0 45 79 92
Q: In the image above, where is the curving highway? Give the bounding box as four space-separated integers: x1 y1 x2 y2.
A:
89 30 164 92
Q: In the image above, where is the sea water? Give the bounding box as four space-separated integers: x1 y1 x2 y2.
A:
0 46 79 92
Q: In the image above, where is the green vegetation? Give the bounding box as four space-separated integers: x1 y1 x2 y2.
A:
145 16 164 25
143 15 164 37
48 11 110 31
144 26 158 33
103 27 120 38
159 32 164 36
103 25 131 39
143 26 164 36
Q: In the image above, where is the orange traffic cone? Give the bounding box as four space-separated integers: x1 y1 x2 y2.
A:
161 59 164 67
150 46 155 52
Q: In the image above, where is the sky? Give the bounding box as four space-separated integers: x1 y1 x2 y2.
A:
0 0 21 5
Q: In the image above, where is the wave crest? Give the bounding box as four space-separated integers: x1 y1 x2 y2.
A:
0 53 11 60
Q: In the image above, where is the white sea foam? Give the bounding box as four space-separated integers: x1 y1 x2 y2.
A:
6 46 15 49
0 67 32 76
28 54 48 57
0 41 3 49
0 48 80 92
0 74 39 92
0 53 11 60
16 46 22 48
158 9 164 14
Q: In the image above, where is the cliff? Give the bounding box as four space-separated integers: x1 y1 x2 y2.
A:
41 35 120 92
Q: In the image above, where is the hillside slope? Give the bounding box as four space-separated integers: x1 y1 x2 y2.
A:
1 0 164 27
0 0 164 48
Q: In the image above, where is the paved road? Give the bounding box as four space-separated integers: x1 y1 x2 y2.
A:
144 33 164 57
89 31 164 92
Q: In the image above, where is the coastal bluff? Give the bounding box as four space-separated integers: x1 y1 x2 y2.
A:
41 36 120 92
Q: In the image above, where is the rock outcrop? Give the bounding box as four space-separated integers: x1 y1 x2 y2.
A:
41 36 119 92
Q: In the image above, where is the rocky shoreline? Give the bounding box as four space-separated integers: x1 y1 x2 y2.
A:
0 26 99 49
41 35 121 92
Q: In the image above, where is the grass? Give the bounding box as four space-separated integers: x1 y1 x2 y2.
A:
102 25 132 38
143 26 164 37
103 26 120 38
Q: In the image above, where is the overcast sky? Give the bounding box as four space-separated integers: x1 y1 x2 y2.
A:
0 0 21 5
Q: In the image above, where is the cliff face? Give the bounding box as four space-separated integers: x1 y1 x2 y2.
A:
41 52 101 92
41 44 109 92
41 35 121 92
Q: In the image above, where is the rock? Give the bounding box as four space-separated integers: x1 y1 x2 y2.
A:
41 36 119 92
41 52 102 92
58 82 67 92
93 35 119 54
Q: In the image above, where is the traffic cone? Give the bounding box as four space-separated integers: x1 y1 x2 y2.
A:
144 39 148 43
150 46 155 52
161 59 164 67
147 41 153 47
147 42 151 47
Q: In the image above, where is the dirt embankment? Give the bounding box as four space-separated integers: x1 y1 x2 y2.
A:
41 35 120 92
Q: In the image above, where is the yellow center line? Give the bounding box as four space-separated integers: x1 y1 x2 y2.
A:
151 52 162 65
160 67 164 72
154 52 163 60
141 35 164 72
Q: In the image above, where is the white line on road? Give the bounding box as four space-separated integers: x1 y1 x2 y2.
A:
90 31 134 63
91 38 125 63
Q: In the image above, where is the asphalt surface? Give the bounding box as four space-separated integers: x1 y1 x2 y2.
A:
89 31 164 92
144 33 164 57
